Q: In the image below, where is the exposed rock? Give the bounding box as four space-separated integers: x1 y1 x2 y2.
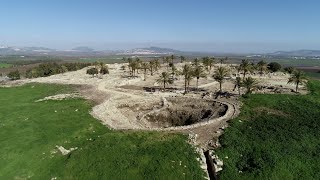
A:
56 145 78 155
35 93 82 102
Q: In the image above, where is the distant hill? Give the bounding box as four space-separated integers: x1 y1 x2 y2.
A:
71 46 95 52
2 45 320 58
268 50 320 57
118 46 183 55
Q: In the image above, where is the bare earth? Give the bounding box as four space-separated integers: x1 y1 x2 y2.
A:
7 63 306 149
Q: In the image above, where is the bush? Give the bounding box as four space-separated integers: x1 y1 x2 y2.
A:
7 70 20 80
87 68 99 77
100 66 109 75
284 66 296 74
25 62 92 78
268 62 282 72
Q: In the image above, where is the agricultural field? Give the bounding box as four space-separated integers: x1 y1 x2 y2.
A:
216 80 320 179
0 63 12 68
0 83 204 179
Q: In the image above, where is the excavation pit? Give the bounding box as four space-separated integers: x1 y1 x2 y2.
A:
144 97 228 128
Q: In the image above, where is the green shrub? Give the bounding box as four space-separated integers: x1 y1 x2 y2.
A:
268 62 282 72
284 66 296 74
7 70 20 80
25 62 91 78
87 67 99 76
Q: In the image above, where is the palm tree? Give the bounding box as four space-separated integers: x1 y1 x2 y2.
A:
180 56 186 63
179 64 193 93
156 72 172 90
171 64 178 80
170 55 175 64
141 62 149 81
202 57 210 72
127 57 134 76
288 70 308 92
163 57 170 70
135 58 141 74
240 59 253 79
213 66 229 92
129 61 137 77
193 65 207 90
220 57 228 65
201 57 215 73
149 61 155 76
154 59 161 72
257 60 268 76
233 77 242 95
242 77 258 94
192 58 201 67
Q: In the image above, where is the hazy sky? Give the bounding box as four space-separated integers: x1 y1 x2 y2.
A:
0 0 319 53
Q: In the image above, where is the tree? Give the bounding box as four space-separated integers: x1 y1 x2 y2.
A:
242 77 258 94
208 57 215 71
156 72 172 90
135 58 141 74
141 62 149 81
220 57 228 65
154 59 161 72
192 58 201 67
213 66 229 92
284 67 296 74
60 65 68 74
149 61 155 76
86 68 98 77
240 59 253 79
180 56 186 63
257 60 268 76
163 57 170 70
268 62 282 72
170 55 175 64
178 64 193 93
171 64 178 80
233 77 242 95
100 64 109 75
126 57 133 76
202 57 215 72
193 65 207 90
7 70 20 80
128 59 139 77
202 57 210 71
288 70 308 92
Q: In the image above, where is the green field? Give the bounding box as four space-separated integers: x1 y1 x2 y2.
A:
216 80 320 179
305 72 320 80
0 63 12 68
0 84 204 179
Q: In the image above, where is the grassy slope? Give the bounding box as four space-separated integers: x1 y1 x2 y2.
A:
216 80 320 180
0 84 204 180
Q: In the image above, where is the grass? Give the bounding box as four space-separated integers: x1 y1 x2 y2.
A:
304 71 320 80
0 63 12 68
0 83 204 179
216 80 320 180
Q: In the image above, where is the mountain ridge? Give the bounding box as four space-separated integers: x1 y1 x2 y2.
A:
1 45 320 57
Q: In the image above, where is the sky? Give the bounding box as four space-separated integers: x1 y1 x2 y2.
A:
0 0 320 53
